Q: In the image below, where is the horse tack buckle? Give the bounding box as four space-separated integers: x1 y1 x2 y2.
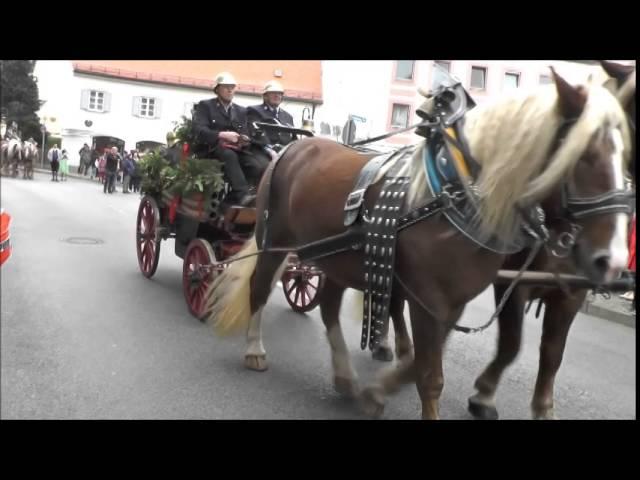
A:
345 189 366 210
441 186 465 204
550 223 582 258
440 185 466 214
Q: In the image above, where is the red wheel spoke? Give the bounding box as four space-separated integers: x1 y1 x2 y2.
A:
193 289 201 307
145 246 154 271
286 281 297 296
300 287 308 306
306 285 315 302
144 242 152 264
147 244 156 270
294 287 301 306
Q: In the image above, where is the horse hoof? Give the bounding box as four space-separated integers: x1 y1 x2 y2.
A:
334 377 359 398
532 408 557 420
468 395 499 420
358 386 385 419
244 355 268 371
372 345 394 362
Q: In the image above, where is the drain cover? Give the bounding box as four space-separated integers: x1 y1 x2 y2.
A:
62 237 104 245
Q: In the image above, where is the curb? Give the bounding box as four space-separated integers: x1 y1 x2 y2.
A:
580 300 636 329
33 167 98 182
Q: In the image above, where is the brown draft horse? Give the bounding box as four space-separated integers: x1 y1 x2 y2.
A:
204 70 632 419
467 61 636 420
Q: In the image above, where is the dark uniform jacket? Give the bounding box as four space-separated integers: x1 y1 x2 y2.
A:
192 98 249 153
105 153 119 173
246 103 295 146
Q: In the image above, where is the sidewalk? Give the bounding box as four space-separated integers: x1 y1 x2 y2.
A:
32 168 636 328
581 292 636 328
34 166 101 183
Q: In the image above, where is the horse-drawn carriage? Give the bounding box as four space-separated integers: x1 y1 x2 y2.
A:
135 124 326 319
137 62 635 419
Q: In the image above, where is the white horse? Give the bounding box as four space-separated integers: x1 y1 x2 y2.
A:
21 140 38 179
1 139 23 177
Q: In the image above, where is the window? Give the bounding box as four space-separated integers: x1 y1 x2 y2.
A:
391 104 410 128
435 61 451 71
133 97 161 119
140 97 155 117
81 89 110 112
395 61 415 80
504 72 520 90
539 74 552 85
90 91 104 111
432 61 451 90
470 66 487 90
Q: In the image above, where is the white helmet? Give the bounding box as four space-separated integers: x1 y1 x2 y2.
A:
213 72 237 90
263 80 284 94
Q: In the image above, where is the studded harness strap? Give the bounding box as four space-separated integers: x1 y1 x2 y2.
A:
361 158 412 350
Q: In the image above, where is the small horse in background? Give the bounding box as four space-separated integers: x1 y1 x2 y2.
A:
1 139 23 177
204 70 631 419
467 61 636 420
21 140 38 180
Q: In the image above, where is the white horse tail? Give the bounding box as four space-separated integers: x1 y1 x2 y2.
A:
204 236 258 335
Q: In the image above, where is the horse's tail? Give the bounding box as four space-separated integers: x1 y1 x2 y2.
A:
204 235 258 335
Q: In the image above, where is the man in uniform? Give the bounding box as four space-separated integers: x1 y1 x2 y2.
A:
246 80 296 149
192 72 268 206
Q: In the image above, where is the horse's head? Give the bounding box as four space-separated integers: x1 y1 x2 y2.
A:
539 69 633 284
465 68 632 285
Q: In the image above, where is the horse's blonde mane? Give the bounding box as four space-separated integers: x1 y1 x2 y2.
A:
405 83 630 242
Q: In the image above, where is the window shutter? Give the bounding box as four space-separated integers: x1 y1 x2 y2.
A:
80 90 90 110
132 97 141 117
103 92 111 112
153 98 162 119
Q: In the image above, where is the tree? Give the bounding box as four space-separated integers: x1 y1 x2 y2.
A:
0 60 42 141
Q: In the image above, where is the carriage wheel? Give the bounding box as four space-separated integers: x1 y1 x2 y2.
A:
183 238 220 321
136 196 162 278
281 263 325 313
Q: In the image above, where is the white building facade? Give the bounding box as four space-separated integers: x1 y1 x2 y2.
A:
315 60 631 148
33 60 633 165
33 61 318 167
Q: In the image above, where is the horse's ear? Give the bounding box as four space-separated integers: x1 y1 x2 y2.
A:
550 67 588 119
602 77 618 94
600 60 634 85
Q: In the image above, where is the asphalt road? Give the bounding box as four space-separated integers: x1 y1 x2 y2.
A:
1 172 635 419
